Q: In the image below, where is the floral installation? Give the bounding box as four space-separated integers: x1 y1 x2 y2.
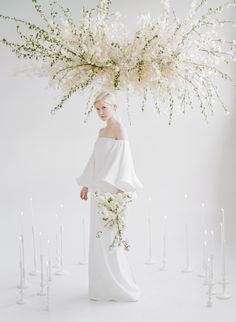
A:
92 190 137 251
0 0 236 125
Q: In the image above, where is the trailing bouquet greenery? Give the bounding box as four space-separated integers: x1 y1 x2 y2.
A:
93 191 137 251
0 0 236 125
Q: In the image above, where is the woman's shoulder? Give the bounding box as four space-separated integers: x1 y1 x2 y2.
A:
114 123 128 140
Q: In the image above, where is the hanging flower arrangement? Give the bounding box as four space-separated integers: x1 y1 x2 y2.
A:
0 0 235 125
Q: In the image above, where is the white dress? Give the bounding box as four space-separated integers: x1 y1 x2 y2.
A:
76 137 144 301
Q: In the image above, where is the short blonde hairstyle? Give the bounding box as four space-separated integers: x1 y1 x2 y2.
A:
94 91 117 107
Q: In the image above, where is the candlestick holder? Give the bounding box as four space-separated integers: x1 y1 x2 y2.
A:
16 259 27 304
78 215 88 265
197 230 208 278
29 226 39 276
145 197 157 265
37 254 46 296
216 239 231 300
181 223 192 273
158 234 167 271
46 261 51 311
17 234 31 289
206 256 213 307
53 214 60 269
55 225 68 275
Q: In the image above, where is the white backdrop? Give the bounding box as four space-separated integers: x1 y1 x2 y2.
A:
0 1 235 321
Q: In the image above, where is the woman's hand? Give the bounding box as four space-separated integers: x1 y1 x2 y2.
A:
80 186 88 200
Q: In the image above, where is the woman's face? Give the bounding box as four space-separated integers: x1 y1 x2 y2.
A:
94 99 116 121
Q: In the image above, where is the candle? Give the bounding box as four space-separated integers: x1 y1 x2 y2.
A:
20 211 24 235
19 236 23 285
53 213 60 269
220 208 225 241
145 196 156 265
210 230 214 256
46 260 50 311
39 232 43 256
29 197 35 225
159 215 167 271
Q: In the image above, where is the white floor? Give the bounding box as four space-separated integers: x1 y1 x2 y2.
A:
1 255 235 322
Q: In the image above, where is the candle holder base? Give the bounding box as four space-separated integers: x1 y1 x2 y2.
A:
206 300 213 307
29 269 39 276
181 266 192 273
78 258 88 265
55 269 68 276
216 292 231 300
197 272 207 278
17 281 31 289
37 290 47 296
16 298 27 305
158 265 167 271
144 258 157 265
206 288 216 295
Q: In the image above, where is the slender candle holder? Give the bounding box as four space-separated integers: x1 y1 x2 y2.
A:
16 236 27 304
37 232 46 296
216 208 231 299
145 196 157 265
29 197 39 276
159 215 167 271
181 222 192 273
78 213 88 265
53 213 60 269
55 224 68 275
216 238 231 300
206 256 213 307
47 240 52 282
46 260 50 311
17 211 31 289
197 229 208 278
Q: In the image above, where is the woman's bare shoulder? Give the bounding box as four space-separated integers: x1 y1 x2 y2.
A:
115 123 128 140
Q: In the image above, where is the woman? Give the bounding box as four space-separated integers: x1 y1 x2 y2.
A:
76 91 144 302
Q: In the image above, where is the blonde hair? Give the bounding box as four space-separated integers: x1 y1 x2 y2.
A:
94 91 117 107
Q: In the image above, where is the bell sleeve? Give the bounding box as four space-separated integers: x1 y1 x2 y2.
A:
95 140 144 192
75 150 95 189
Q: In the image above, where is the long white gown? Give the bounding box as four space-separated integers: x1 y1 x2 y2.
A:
76 136 144 301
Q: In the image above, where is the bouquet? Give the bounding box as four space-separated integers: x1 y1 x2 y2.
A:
92 191 137 251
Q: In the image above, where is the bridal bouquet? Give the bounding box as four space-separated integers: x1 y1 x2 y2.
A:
93 191 137 251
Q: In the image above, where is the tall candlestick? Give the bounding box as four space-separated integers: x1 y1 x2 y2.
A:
78 213 88 265
181 222 192 273
206 256 213 307
47 239 52 281
37 232 46 296
16 236 27 304
17 212 31 289
145 196 156 265
46 260 50 311
216 208 231 300
55 224 68 275
29 201 39 275
159 215 167 271
198 228 208 278
53 213 60 268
